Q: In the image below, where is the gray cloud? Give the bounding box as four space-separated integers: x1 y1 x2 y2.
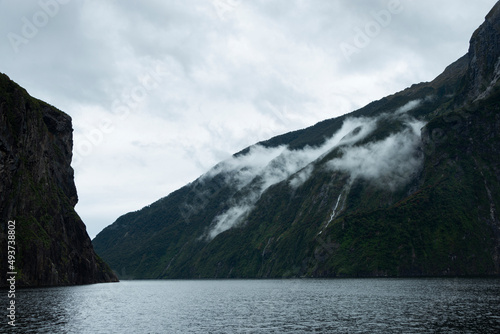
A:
327 101 426 190
328 123 424 190
0 0 496 238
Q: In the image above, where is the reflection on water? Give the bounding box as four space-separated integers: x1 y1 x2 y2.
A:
1 278 500 333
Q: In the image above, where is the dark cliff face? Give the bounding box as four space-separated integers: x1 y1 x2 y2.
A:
0 73 118 287
464 1 500 102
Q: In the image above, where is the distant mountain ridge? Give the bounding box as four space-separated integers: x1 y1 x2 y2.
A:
93 2 500 279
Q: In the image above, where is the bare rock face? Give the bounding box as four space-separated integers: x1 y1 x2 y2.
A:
465 1 500 102
0 73 118 286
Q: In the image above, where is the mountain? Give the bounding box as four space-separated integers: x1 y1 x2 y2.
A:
0 73 118 286
93 2 500 279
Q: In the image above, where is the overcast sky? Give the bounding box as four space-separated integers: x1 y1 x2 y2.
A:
1 0 497 238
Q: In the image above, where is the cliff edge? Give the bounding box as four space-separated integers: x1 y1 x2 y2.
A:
0 73 118 286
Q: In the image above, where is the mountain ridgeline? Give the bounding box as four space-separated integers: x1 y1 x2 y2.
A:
0 74 118 286
93 3 500 279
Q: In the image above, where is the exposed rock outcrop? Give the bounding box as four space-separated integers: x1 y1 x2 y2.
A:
0 73 118 286
465 1 500 101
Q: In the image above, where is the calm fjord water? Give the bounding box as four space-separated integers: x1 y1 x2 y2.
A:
2 278 500 333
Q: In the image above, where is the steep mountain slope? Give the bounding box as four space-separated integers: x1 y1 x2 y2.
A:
93 2 500 279
0 74 118 286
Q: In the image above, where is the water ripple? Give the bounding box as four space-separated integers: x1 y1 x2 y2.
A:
1 278 499 333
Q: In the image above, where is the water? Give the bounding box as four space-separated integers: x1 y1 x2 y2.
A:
1 278 500 333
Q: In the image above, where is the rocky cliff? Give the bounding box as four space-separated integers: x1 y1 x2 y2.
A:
0 73 118 286
465 1 500 102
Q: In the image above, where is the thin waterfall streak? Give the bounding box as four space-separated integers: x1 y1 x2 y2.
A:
319 182 351 235
325 193 342 228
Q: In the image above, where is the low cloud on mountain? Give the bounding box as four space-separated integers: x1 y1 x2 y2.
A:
328 101 426 190
204 100 425 239
327 122 425 190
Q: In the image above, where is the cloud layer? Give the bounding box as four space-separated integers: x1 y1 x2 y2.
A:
328 101 426 190
328 123 424 190
0 0 496 237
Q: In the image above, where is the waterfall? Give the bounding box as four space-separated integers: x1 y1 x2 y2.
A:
319 183 351 235
326 193 342 228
